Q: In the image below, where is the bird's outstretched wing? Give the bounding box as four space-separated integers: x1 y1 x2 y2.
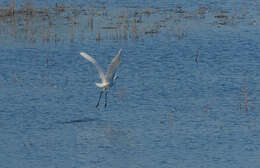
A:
106 49 122 81
80 52 106 83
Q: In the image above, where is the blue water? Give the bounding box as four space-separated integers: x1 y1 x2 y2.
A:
0 0 260 168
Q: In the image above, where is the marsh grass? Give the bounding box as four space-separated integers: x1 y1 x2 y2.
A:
194 49 199 64
240 70 249 113
0 1 256 44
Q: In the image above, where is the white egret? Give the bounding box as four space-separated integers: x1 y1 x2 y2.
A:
80 49 122 108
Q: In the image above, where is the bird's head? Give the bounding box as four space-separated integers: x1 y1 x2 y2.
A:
113 75 119 81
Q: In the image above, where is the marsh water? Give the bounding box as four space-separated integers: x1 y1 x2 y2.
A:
0 0 260 167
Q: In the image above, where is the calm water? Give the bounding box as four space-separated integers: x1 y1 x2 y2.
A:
0 0 260 168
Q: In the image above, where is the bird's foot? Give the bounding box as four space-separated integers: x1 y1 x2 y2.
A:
96 103 100 108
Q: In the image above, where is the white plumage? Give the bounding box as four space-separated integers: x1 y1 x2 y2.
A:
80 49 122 107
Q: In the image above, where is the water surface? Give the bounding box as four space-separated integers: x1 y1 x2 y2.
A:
0 0 260 168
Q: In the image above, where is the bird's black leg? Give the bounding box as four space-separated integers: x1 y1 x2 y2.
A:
96 91 103 108
104 91 108 108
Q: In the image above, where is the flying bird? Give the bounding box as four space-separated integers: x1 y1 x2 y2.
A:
80 49 122 108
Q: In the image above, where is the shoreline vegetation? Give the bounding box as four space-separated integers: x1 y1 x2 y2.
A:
0 0 257 44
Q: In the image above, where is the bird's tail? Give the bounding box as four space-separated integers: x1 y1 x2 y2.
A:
96 83 106 88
